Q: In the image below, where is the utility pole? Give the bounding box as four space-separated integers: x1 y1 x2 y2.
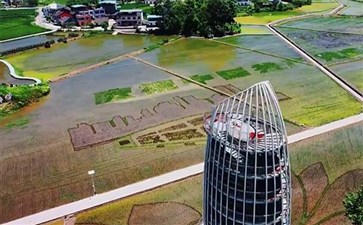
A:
88 170 96 196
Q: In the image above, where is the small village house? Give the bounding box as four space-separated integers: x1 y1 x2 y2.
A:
114 9 144 27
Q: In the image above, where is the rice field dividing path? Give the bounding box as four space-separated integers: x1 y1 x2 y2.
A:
128 55 231 97
50 49 145 83
266 4 363 102
210 39 311 65
4 113 363 225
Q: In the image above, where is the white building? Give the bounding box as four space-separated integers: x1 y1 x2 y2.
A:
114 9 144 27
92 8 108 24
43 3 65 18
236 0 251 6
144 0 157 5
146 15 162 27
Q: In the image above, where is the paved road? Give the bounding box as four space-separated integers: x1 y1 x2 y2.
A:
4 113 363 225
34 7 60 31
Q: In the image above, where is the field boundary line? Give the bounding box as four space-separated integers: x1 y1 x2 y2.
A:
0 30 56 43
3 113 362 225
128 55 231 97
50 49 144 83
268 24 363 102
210 39 311 65
275 25 363 35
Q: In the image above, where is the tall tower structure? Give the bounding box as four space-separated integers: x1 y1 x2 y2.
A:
203 81 290 225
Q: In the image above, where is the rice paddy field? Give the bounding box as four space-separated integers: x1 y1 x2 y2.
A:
0 9 46 41
140 37 362 126
73 121 363 225
338 0 363 16
1 21 362 222
4 34 169 80
234 2 339 25
277 16 363 34
275 16 363 93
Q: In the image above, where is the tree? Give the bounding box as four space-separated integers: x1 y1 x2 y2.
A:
153 0 238 37
24 0 38 6
66 0 97 6
343 186 363 225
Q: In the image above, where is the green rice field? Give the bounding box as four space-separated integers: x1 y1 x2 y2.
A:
94 87 133 105
140 38 362 127
0 9 46 40
4 34 169 80
140 80 178 94
234 2 338 25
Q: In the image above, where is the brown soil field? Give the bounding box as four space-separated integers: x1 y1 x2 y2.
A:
291 174 304 224
320 213 351 225
306 169 363 225
128 202 201 225
299 162 329 214
0 142 205 223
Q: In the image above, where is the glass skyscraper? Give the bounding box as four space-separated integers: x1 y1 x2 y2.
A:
203 81 291 225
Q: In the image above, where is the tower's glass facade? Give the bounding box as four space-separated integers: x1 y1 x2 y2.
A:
203 81 290 225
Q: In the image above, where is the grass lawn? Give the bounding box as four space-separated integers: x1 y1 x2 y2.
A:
140 80 178 95
0 10 46 41
234 3 338 25
73 122 363 225
190 74 214 84
94 87 132 105
216 67 250 80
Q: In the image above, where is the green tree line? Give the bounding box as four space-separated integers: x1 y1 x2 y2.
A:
153 0 240 37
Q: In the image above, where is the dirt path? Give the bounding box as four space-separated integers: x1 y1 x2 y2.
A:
50 49 144 83
128 55 230 97
267 14 363 102
210 39 311 65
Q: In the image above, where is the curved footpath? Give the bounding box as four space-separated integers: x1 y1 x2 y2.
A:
0 59 41 85
3 113 363 225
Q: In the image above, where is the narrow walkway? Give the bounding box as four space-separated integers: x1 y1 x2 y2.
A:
4 113 363 225
0 59 41 85
129 55 231 97
266 4 363 102
210 39 311 65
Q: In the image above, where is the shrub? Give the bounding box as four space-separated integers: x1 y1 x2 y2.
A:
344 186 363 225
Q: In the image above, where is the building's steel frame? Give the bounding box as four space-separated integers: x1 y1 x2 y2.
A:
203 81 291 225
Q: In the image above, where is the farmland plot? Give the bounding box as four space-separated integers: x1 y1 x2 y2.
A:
220 34 303 59
5 34 168 80
277 16 363 34
276 27 363 63
74 122 363 225
330 60 363 93
140 38 362 127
